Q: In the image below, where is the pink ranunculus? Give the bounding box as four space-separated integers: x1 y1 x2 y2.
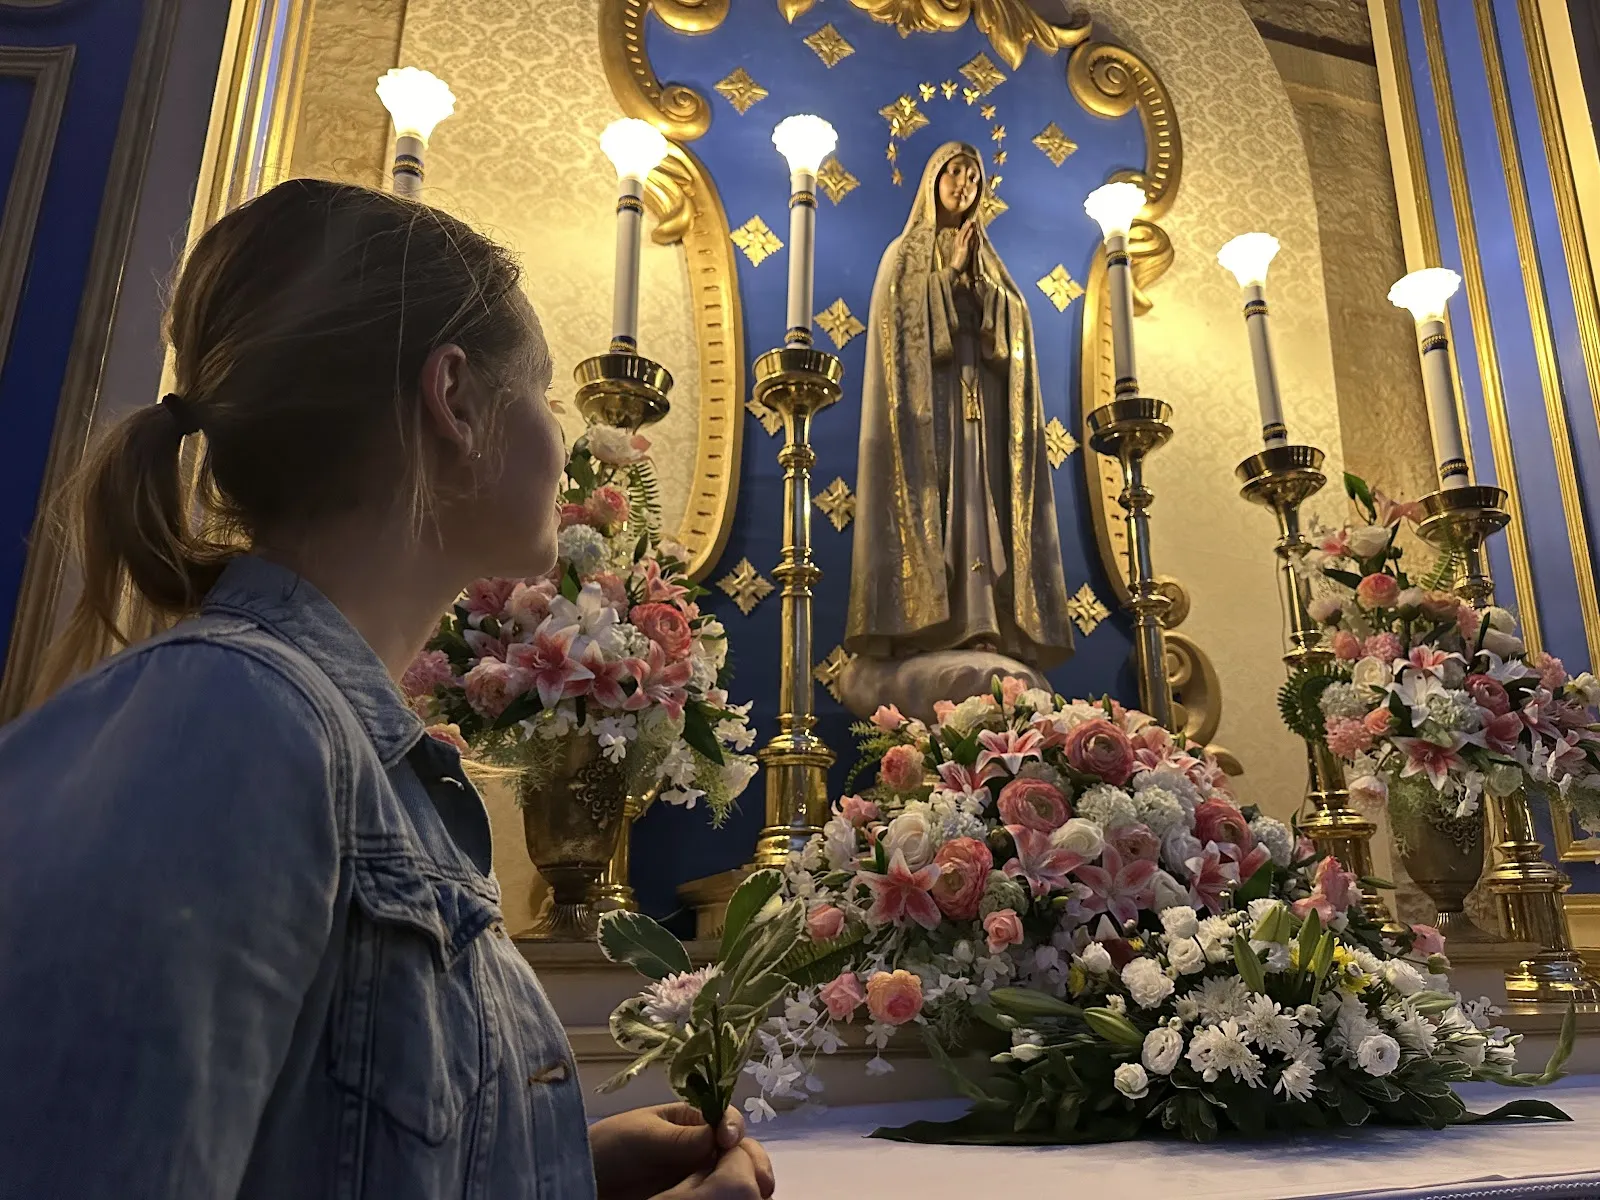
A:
1363 706 1394 736
1062 717 1136 785
932 700 957 723
996 777 1070 833
1458 605 1485 639
401 649 455 699
558 503 593 530
507 579 558 628
585 483 630 531
871 703 907 732
630 602 693 659
930 837 994 920
1465 674 1511 717
464 578 518 619
1110 822 1160 864
423 723 470 754
462 659 531 719
1325 716 1374 759
983 908 1025 955
819 971 867 1021
806 904 846 942
1193 798 1254 854
1356 573 1401 610
837 794 881 827
588 571 628 610
1483 711 1524 754
1331 631 1363 661
1421 590 1460 620
879 743 925 793
1001 675 1029 710
1535 652 1568 692
866 969 924 1026
1411 923 1446 957
1364 632 1403 663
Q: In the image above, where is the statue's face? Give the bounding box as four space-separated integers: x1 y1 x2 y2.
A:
936 155 981 218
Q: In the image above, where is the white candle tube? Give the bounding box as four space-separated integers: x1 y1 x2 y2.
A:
611 175 646 352
391 133 424 197
376 68 454 200
1417 317 1470 488
1105 232 1138 397
786 170 817 347
1242 284 1287 445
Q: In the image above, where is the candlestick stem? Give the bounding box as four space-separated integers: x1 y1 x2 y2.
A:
1240 285 1288 446
785 172 817 348
391 133 424 197
1105 233 1139 397
610 177 646 352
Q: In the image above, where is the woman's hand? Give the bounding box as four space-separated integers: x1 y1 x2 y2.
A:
590 1102 775 1200
949 220 979 274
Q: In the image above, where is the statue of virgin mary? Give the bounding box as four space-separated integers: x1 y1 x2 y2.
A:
841 141 1074 716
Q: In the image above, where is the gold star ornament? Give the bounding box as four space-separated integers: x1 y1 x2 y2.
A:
730 215 782 266
1044 417 1079 467
1067 584 1111 635
746 397 783 436
803 23 855 68
977 186 1008 227
713 67 767 115
960 52 1007 96
1036 265 1084 312
716 559 774 616
1032 122 1078 167
814 298 865 349
814 157 858 204
813 646 856 702
813 477 856 530
879 94 929 139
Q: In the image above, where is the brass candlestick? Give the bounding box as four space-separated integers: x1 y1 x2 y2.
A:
1417 485 1600 1005
1236 444 1401 933
570 351 671 916
747 346 843 869
1087 396 1176 731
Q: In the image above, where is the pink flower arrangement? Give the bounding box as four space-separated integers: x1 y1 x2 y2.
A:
1062 718 1135 785
929 837 993 919
879 744 926 793
1356 573 1401 610
996 777 1070 833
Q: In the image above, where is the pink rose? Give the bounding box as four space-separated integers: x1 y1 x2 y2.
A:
401 649 455 699
996 777 1070 833
929 837 993 920
1465 674 1511 717
1325 716 1374 759
423 723 470 754
1001 676 1029 710
871 704 907 732
1331 631 1363 661
464 578 517 619
1356 573 1401 610
1410 923 1446 957
879 744 925 793
983 908 1025 955
589 571 628 610
933 700 957 723
1110 823 1160 864
1458 605 1485 639
1364 633 1403 663
558 503 593 530
1362 707 1394 736
865 969 924 1026
837 794 881 827
507 579 557 628
630 602 693 659
1535 652 1568 692
806 904 846 942
1193 798 1254 853
1421 590 1460 620
1483 711 1524 754
462 659 531 718
818 971 866 1021
585 484 631 531
1062 718 1136 785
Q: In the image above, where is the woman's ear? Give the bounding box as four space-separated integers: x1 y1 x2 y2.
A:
419 343 480 459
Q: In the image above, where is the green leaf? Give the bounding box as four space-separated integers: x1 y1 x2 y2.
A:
970 1002 1018 1033
608 1004 672 1053
727 898 805 997
778 923 868 988
1344 471 1375 517
1297 909 1322 976
597 1039 674 1094
924 1030 997 1106
597 909 692 981
1537 1001 1578 1084
719 869 784 960
1455 1099 1572 1124
1323 567 1366 590
681 702 726 767
722 970 791 1025
1336 1087 1373 1126
1236 859 1275 905
668 1025 715 1095
560 563 581 602
1358 875 1397 891
1233 934 1266 994
988 988 1084 1020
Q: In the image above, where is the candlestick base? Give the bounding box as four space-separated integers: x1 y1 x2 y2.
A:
1415 485 1508 610
573 352 673 430
1235 443 1326 513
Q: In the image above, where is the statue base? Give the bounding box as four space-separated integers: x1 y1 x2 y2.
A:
838 649 1047 723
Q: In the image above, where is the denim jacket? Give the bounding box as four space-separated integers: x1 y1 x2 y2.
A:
0 556 595 1199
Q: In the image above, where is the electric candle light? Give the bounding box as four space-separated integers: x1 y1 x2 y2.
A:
772 114 837 347
375 67 455 198
1389 267 1470 489
1217 232 1288 447
599 118 670 354
1084 181 1148 397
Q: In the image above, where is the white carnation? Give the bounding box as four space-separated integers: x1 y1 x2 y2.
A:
1149 869 1190 910
1348 524 1392 558
1356 1033 1401 1077
1050 818 1104 860
1141 1026 1184 1075
1160 906 1199 940
1077 784 1138 831
1139 767 1202 815
1248 816 1293 867
1381 959 1427 996
1121 957 1175 1009
1113 1062 1150 1099
1018 687 1056 714
1166 937 1206 975
942 695 998 735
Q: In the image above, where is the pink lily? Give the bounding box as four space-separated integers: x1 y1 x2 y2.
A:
505 621 594 708
581 641 644 708
935 760 996 798
462 629 509 662
1184 843 1241 913
1393 734 1467 790
1374 490 1426 527
856 850 943 929
976 728 1043 774
1003 826 1085 898
637 559 690 605
1405 646 1461 678
1520 690 1561 740
623 641 692 720
1072 843 1158 926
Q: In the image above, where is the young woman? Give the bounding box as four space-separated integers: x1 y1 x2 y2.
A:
0 179 773 1200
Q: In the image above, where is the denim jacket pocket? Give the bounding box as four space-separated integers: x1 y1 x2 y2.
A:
330 855 500 1145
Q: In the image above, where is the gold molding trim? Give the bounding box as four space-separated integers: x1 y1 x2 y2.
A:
600 0 722 141
1471 0 1600 666
1166 630 1219 746
1414 0 1544 654
1066 40 1182 219
1551 800 1600 862
640 145 746 580
0 1 185 720
842 0 1090 69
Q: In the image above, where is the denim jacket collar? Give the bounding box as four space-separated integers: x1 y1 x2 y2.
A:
202 555 424 768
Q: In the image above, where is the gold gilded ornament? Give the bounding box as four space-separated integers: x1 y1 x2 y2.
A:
779 0 818 20
990 124 1006 141
731 214 782 265
879 94 930 139
746 397 784 436
813 477 857 530
960 51 1007 95
1044 417 1079 465
717 558 775 615
993 150 1007 166
1067 582 1110 634
891 167 903 186
803 22 856 67
815 157 859 204
815 298 866 348
941 79 958 99
844 0 1089 69
919 82 935 100
980 103 997 120
1036 265 1083 312
1032 121 1077 166
813 645 855 702
886 142 898 162
962 87 980 105
977 185 1008 226
714 66 768 114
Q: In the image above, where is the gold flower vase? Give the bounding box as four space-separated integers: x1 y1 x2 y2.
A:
587 785 662 914
1389 800 1499 944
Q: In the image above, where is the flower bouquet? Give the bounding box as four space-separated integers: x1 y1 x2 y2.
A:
1282 473 1600 841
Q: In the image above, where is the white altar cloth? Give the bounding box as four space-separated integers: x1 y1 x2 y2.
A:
757 1079 1600 1199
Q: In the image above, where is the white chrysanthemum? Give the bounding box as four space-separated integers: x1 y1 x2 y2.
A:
1133 785 1187 838
1387 1003 1438 1055
1318 681 1366 721
1077 784 1138 831
1239 994 1297 1054
1356 1033 1401 1077
558 524 608 577
1121 957 1176 1009
1275 1059 1317 1102
1174 996 1201 1023
1294 1003 1323 1027
1186 1020 1264 1085
1142 1026 1185 1075
1249 816 1294 867
643 966 718 1026
1190 976 1250 1023
1282 1026 1326 1073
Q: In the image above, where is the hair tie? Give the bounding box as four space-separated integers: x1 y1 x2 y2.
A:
159 393 202 436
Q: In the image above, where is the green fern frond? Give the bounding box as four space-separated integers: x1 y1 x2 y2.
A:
1420 546 1463 592
627 459 662 541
